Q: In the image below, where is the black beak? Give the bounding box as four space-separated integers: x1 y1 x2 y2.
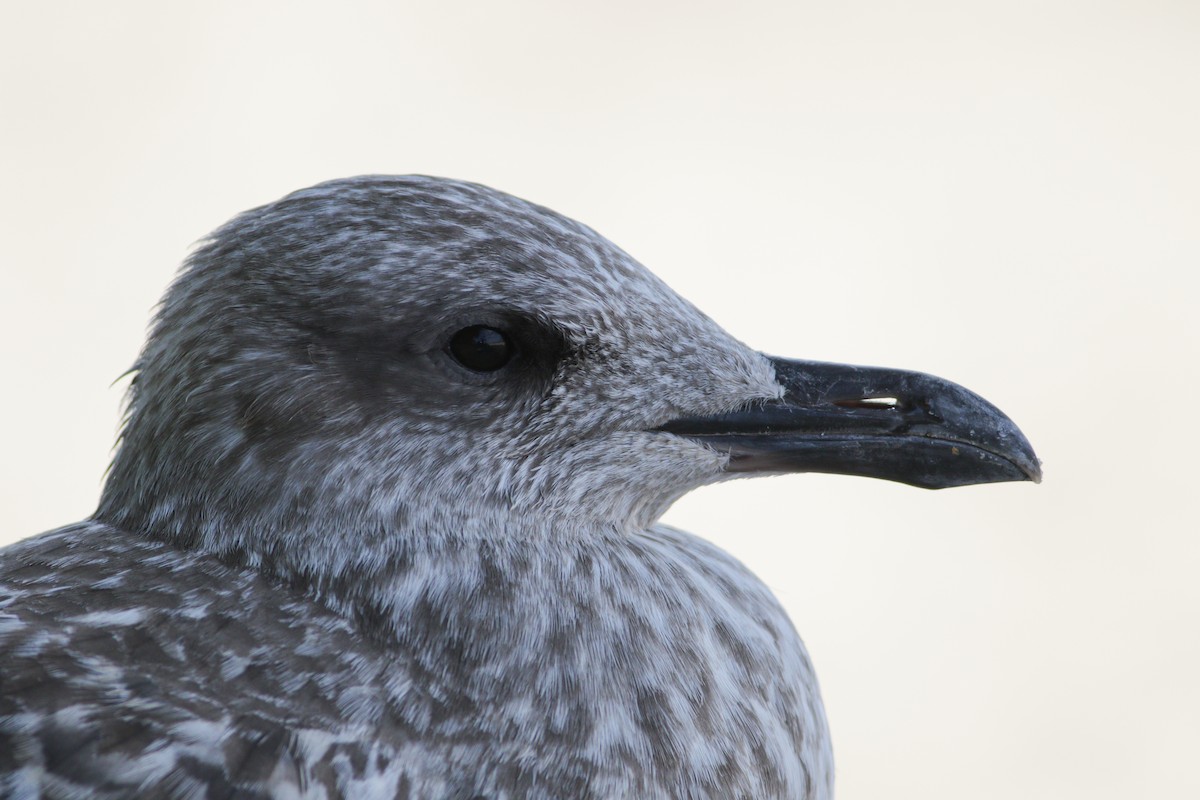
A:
659 357 1041 489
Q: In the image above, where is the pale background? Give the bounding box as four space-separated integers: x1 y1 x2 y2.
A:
2 2 1197 798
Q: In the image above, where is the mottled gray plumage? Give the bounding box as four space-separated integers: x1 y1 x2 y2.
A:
1 176 1037 799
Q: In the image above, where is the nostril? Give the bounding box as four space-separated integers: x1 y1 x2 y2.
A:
834 396 901 410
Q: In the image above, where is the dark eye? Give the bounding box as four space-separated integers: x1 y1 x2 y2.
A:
447 325 515 372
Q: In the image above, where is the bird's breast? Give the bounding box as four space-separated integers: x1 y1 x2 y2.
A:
367 526 833 799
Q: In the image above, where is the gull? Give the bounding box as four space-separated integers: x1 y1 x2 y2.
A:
0 176 1039 799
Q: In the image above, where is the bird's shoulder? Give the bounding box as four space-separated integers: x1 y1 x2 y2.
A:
0 522 408 799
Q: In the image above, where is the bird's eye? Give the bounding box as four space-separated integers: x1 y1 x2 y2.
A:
447 325 515 372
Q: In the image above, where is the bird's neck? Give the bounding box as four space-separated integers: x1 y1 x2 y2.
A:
96 476 631 642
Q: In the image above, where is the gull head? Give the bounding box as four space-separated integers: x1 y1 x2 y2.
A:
97 176 1038 570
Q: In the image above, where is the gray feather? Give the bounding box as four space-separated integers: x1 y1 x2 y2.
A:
1 176 832 799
